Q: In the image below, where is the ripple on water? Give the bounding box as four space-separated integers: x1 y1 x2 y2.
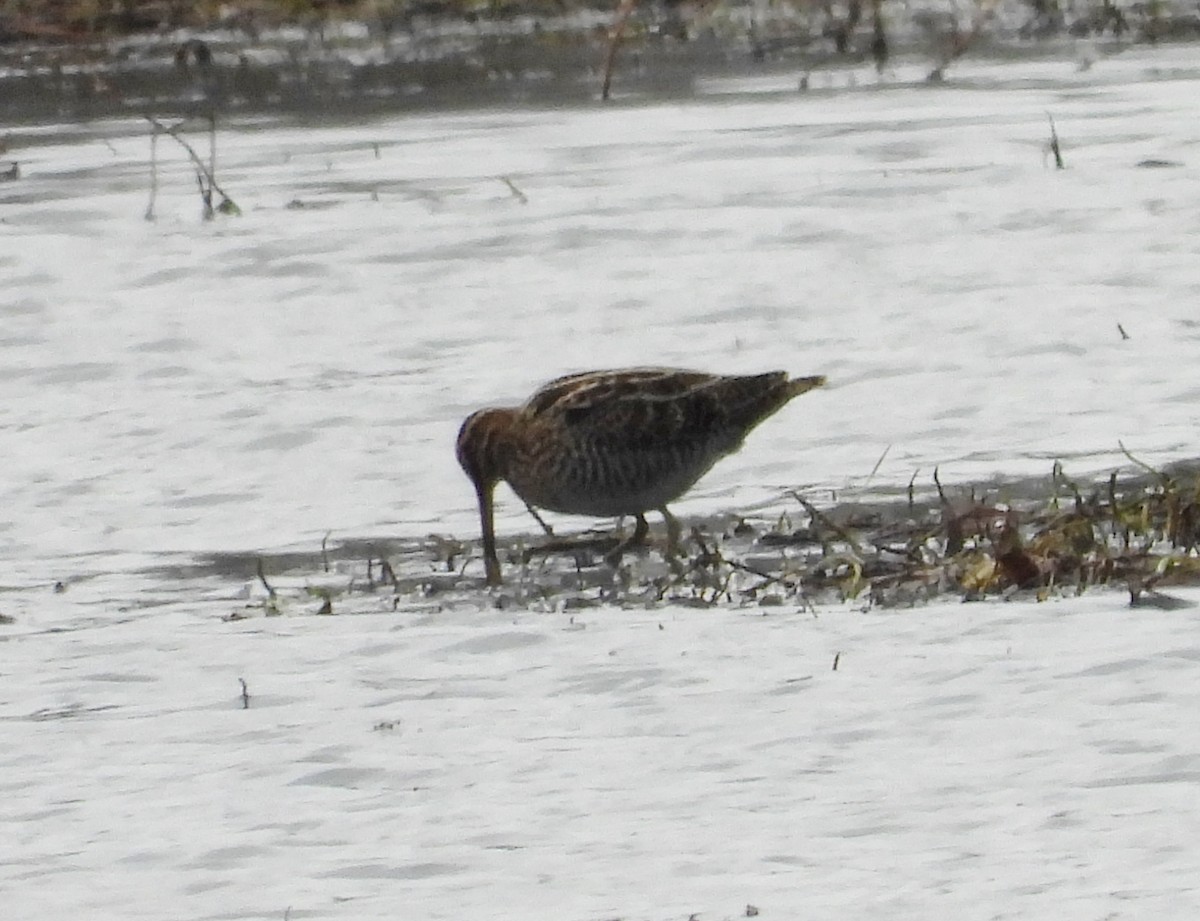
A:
137 365 193 380
0 333 48 350
242 429 319 452
289 767 385 787
35 362 118 385
322 862 465 880
436 631 546 656
2 294 50 316
133 267 198 287
167 492 259 509
187 845 265 872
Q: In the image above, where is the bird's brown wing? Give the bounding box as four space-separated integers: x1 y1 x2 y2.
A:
523 368 719 418
524 369 794 452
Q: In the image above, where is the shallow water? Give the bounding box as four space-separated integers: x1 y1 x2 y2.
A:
5 47 1200 589
6 44 1200 921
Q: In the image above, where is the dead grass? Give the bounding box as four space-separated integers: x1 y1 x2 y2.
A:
217 454 1200 619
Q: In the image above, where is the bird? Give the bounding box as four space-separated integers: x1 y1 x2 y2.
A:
456 368 826 586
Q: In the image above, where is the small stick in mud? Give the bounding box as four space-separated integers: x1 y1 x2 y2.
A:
1117 440 1158 475
145 122 159 221
256 558 276 598
141 113 240 219
380 558 398 586
207 111 217 188
870 0 889 75
729 557 804 596
791 491 864 557
500 176 527 204
600 0 638 102
321 531 331 572
1118 323 1130 340
1047 113 1065 169
933 466 950 507
239 677 251 709
867 443 892 485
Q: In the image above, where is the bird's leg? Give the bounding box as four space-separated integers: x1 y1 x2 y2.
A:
604 513 649 569
659 507 682 559
522 500 555 536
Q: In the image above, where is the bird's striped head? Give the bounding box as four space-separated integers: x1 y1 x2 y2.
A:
455 407 518 489
457 407 520 586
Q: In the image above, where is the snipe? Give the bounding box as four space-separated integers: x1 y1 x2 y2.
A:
456 368 826 585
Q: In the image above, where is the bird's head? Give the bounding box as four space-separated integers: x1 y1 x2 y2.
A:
455 407 517 491
457 407 520 586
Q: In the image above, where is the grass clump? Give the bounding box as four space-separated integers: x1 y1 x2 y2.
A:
213 454 1200 618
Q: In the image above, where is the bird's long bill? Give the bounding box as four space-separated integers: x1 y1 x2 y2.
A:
475 480 502 586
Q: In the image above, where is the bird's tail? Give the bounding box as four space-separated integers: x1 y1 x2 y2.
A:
786 375 827 399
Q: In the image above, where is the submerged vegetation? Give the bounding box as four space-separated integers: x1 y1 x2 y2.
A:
224 453 1200 618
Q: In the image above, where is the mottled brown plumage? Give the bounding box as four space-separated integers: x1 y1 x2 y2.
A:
456 368 826 585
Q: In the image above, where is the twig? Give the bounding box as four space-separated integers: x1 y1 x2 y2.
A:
1118 440 1169 486
1117 323 1130 340
321 531 331 573
238 677 251 709
145 124 159 221
380 558 398 586
1047 113 1065 170
790 491 864 557
866 444 892 484
933 466 950 507
1051 459 1084 509
207 110 217 189
600 0 638 102
500 176 527 204
143 115 213 184
1108 471 1125 546
256 558 276 598
870 0 888 74
195 170 213 220
141 113 239 217
727 558 803 593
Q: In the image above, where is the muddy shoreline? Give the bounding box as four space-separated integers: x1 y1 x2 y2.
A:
3 4 1199 123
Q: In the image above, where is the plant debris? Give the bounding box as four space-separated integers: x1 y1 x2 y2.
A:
212 456 1200 618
